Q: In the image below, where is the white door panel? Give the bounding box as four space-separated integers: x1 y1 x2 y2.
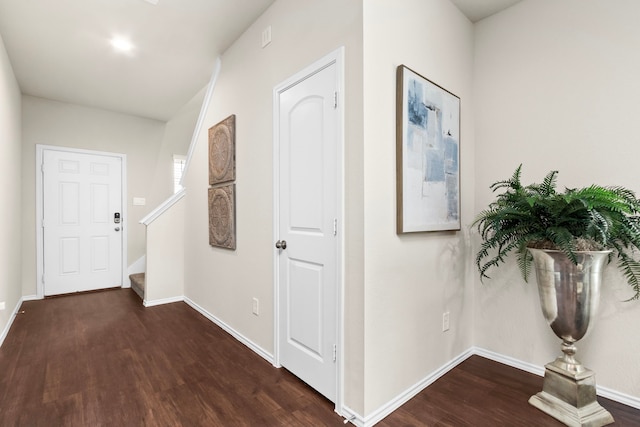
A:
288 258 323 358
43 149 123 296
276 61 339 402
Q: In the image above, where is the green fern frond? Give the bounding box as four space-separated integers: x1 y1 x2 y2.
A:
538 170 559 196
586 210 610 244
490 164 523 192
515 244 534 282
473 164 640 301
615 251 640 300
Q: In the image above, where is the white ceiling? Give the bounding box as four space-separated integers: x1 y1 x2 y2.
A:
450 0 522 23
0 0 519 122
0 0 274 121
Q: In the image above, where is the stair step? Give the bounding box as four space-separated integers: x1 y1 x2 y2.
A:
129 273 145 299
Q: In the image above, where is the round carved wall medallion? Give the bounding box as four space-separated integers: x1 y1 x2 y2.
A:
210 126 232 180
208 185 235 249
208 115 235 185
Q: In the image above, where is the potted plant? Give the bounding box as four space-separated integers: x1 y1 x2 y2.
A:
474 164 640 297
473 164 640 427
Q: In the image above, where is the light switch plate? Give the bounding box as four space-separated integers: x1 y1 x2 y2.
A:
261 26 272 48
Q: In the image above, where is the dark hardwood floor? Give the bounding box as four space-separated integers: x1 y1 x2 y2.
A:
379 355 640 427
0 289 638 426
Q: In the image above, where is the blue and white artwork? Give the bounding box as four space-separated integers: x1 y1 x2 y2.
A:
398 66 460 233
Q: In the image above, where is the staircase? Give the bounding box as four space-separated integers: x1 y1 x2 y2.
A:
139 190 185 306
129 273 145 300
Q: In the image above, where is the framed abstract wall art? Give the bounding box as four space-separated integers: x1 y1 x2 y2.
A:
396 65 460 233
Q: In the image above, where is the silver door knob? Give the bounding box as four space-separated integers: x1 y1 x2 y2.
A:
115 227 121 231
275 240 287 250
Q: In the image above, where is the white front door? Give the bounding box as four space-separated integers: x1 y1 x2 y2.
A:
42 149 124 296
275 52 342 403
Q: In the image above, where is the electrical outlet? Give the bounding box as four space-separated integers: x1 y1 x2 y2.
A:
252 298 259 316
442 311 450 332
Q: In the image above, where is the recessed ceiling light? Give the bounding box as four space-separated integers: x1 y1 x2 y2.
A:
110 37 134 53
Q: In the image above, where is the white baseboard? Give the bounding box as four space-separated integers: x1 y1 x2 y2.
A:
472 346 640 410
0 298 27 348
472 347 545 376
598 385 640 410
143 295 184 307
184 296 274 365
340 405 365 426
345 346 640 426
360 349 474 427
21 294 40 301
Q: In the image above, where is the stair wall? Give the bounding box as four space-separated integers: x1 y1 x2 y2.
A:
144 195 185 305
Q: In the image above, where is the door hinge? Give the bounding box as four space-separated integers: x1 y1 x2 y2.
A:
333 91 338 109
332 344 337 362
333 218 337 236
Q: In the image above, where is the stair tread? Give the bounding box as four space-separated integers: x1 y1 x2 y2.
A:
129 273 145 291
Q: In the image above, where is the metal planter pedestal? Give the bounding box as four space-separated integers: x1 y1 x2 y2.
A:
528 248 614 427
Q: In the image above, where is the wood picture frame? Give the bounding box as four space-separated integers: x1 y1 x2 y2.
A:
396 65 461 233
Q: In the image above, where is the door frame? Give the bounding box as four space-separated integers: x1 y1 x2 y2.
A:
272 47 345 410
35 144 128 299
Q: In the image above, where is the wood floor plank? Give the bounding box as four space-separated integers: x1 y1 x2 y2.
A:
0 288 638 426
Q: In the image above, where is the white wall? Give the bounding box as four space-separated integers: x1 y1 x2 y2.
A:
474 0 640 398
145 196 185 304
362 0 475 415
147 87 204 206
21 96 167 295
0 34 22 341
181 0 365 414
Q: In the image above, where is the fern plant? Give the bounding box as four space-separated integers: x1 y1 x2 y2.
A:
473 164 640 300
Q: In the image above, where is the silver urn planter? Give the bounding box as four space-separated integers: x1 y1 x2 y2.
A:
528 248 614 427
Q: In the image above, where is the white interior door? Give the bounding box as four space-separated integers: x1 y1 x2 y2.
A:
275 57 341 402
42 149 123 296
